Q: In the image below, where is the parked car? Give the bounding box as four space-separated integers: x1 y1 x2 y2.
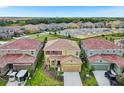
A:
16 70 29 86
8 72 17 82
104 71 119 86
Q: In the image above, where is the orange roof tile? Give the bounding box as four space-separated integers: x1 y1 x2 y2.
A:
82 38 121 50
44 39 80 51
88 54 124 68
0 38 42 50
0 54 36 69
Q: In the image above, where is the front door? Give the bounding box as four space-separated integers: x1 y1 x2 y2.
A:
57 61 60 67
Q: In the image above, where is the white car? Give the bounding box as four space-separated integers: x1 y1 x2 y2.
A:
8 72 17 82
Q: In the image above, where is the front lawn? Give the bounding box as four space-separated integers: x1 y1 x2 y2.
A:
26 51 63 86
26 69 63 86
0 80 7 86
80 63 98 86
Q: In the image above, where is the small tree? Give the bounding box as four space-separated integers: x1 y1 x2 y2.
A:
44 37 48 44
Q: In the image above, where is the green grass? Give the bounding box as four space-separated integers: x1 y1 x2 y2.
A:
32 33 80 42
28 33 81 46
83 73 98 86
26 51 63 86
0 38 14 41
26 69 63 86
95 31 124 42
80 63 98 86
0 80 7 86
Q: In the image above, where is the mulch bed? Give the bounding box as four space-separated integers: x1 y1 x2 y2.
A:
43 65 63 81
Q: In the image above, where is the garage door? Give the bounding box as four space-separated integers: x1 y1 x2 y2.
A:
93 64 110 70
62 65 81 72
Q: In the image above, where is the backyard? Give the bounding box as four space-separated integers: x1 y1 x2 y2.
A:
32 33 80 43
97 32 124 42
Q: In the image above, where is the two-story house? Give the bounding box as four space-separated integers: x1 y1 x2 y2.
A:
0 38 43 76
44 39 82 72
81 38 124 75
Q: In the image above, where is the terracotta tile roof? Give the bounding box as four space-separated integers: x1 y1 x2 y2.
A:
44 39 80 51
88 54 124 68
82 38 121 50
49 55 82 64
0 54 36 69
0 38 42 50
61 55 82 64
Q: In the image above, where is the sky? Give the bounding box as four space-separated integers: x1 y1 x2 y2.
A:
0 6 124 17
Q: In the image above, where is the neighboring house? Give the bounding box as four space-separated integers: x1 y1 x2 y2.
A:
94 22 105 28
44 39 82 72
81 38 124 75
115 39 124 49
0 27 15 39
0 38 43 76
120 21 124 28
23 24 40 33
0 27 24 39
83 22 95 28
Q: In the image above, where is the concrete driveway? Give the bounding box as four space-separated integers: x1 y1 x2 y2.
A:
64 72 82 86
93 71 110 86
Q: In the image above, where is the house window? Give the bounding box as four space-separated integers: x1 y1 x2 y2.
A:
58 51 62 55
113 50 115 53
46 51 50 55
107 50 109 53
46 51 62 55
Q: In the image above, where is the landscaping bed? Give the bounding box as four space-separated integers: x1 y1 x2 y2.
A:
80 63 98 86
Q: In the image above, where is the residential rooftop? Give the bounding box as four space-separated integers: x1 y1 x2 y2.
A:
82 38 121 50
0 54 36 69
0 38 42 50
44 39 80 51
88 54 124 68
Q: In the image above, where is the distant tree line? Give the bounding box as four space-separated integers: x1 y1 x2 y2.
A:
0 17 124 26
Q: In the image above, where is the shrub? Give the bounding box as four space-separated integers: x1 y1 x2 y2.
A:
118 76 124 85
84 76 98 86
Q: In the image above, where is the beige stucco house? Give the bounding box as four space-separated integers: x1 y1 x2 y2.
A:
44 39 82 72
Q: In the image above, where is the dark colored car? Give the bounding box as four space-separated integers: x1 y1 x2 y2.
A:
104 71 119 86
